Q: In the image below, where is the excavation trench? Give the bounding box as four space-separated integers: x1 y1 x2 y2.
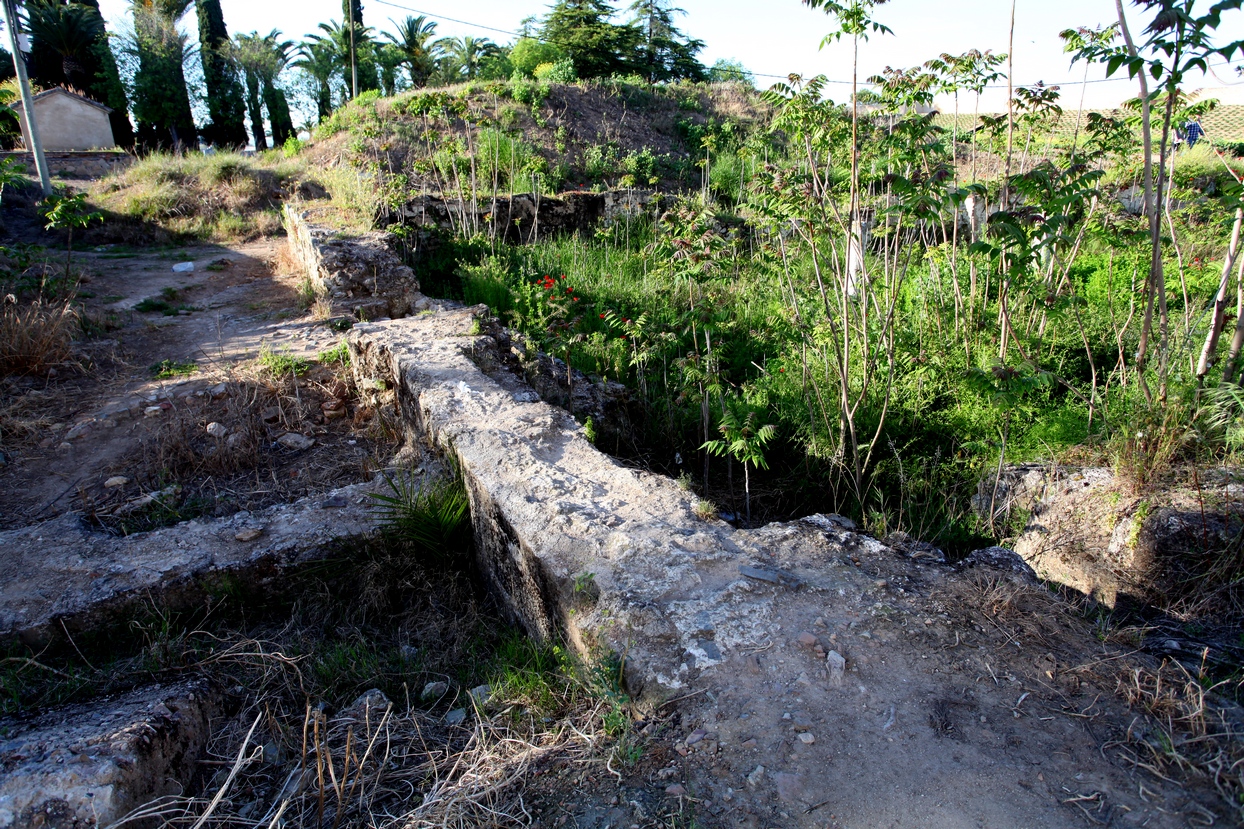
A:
0 468 586 829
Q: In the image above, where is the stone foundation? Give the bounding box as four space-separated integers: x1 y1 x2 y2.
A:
282 205 421 319
0 151 133 180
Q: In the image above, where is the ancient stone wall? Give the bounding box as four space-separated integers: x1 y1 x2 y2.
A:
283 205 421 319
396 189 660 245
0 151 133 180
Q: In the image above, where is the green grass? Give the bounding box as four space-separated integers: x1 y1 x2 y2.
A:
318 340 350 366
257 344 311 376
150 359 197 379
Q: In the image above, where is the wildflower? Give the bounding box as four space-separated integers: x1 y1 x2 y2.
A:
599 313 606 318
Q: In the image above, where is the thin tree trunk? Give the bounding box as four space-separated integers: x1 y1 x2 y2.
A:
1116 0 1157 404
1197 207 1244 385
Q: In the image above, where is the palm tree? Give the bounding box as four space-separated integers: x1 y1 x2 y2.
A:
231 31 270 149
231 31 295 148
440 35 499 81
260 33 296 146
385 15 439 88
23 1 104 91
294 37 339 122
23 0 134 148
314 19 377 99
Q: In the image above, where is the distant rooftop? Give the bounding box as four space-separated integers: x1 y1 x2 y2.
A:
931 104 1244 145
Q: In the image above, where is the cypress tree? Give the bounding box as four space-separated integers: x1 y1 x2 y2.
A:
196 0 247 147
130 0 198 152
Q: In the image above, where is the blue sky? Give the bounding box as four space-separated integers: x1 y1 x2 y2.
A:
93 0 1244 111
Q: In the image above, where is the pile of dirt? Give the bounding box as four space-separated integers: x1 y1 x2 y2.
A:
304 79 768 199
85 151 316 244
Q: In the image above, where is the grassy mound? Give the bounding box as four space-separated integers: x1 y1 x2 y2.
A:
87 151 308 243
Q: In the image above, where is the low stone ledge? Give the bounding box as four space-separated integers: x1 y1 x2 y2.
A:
0 478 384 649
347 306 904 698
282 205 420 319
0 679 219 829
341 305 1227 826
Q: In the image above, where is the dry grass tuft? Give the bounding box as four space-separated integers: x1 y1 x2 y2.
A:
1110 659 1244 819
88 151 306 243
0 296 77 375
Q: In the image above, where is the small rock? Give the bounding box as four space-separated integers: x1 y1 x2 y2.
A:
103 476 129 489
664 784 687 797
144 406 163 417
685 728 707 746
235 527 263 542
38 437 54 449
276 432 315 451
421 681 449 702
444 708 467 726
262 743 281 765
791 713 812 733
746 766 765 787
261 406 281 423
206 422 228 438
400 644 418 661
797 732 815 745
177 309 191 316
740 738 758 750
796 631 818 647
321 494 348 508
226 432 245 450
65 421 93 440
57 441 72 451
827 650 846 686
468 684 491 704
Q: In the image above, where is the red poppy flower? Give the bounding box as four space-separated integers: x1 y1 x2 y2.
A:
599 313 606 318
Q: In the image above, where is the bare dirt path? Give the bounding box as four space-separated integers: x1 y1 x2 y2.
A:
0 234 384 531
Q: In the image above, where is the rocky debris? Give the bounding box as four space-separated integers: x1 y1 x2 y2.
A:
283 206 420 318
883 530 947 564
0 679 219 829
103 476 128 489
206 421 228 438
420 681 449 702
471 323 639 450
443 709 466 726
275 432 315 451
0 477 384 647
235 527 263 542
958 545 1039 583
1000 465 1239 606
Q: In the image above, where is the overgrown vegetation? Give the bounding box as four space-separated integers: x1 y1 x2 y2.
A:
87 151 306 243
2 462 647 827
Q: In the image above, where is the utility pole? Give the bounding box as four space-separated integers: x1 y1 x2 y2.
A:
2 0 50 196
347 0 358 99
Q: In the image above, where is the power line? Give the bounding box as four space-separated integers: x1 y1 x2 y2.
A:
368 0 1240 91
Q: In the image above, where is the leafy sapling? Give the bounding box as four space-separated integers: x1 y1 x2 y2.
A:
38 192 103 283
